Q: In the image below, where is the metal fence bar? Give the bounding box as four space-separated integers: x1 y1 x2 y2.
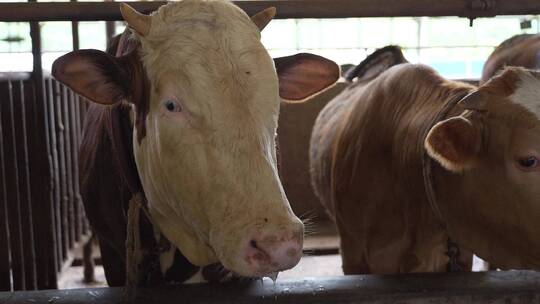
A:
72 93 82 240
13 80 38 290
59 85 72 253
28 12 59 289
1 80 25 290
45 78 62 274
36 76 59 290
0 82 11 292
77 96 90 235
53 79 69 264
68 91 81 241
3 271 540 304
0 73 93 290
62 88 75 248
0 0 540 22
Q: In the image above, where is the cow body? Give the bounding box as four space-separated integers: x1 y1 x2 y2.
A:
54 0 339 286
311 48 540 274
311 63 473 274
482 34 540 83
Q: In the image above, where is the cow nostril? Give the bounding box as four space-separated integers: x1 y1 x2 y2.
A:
250 240 258 249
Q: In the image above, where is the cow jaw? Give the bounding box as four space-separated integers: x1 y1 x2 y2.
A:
130 0 304 277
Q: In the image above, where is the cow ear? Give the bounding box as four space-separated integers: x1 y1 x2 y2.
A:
52 49 129 105
344 45 407 82
424 116 482 172
274 53 340 103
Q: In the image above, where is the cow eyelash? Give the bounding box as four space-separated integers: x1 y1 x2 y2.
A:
163 99 182 113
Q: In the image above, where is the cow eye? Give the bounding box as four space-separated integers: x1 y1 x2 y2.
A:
163 100 182 113
518 156 538 169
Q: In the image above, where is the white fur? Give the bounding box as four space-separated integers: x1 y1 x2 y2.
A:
510 72 540 119
131 0 302 276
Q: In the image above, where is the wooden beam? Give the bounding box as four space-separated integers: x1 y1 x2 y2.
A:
1 271 540 303
0 0 539 22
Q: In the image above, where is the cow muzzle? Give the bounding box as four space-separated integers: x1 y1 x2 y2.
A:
240 220 304 277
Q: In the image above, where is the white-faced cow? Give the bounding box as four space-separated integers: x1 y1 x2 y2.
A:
52 0 339 285
482 34 540 84
310 46 540 274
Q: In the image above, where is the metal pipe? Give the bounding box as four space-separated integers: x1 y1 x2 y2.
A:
1 271 540 303
0 0 539 22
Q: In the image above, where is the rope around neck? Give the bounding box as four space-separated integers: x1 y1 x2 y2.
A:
421 92 468 272
125 192 145 301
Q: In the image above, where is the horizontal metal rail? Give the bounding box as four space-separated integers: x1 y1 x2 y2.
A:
1 271 540 303
0 0 539 22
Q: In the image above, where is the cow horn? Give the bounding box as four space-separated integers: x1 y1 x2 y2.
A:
458 91 487 111
251 7 276 31
120 3 151 36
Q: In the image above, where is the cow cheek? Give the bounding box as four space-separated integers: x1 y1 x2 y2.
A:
134 120 217 261
157 131 213 234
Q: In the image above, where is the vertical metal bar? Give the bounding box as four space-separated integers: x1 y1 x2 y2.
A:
47 79 62 274
106 21 116 46
73 94 81 238
70 91 83 241
13 80 38 290
29 12 57 288
77 97 89 234
69 0 82 244
39 77 58 289
67 0 77 249
104 0 115 45
54 81 69 267
54 81 66 269
2 79 25 290
71 15 80 51
0 81 13 292
61 85 75 249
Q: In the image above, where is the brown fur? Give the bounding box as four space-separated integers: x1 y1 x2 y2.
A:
311 63 475 274
311 59 540 274
481 34 540 84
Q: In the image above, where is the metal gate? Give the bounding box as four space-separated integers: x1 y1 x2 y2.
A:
0 72 90 291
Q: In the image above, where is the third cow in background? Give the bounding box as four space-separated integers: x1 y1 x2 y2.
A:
482 33 540 83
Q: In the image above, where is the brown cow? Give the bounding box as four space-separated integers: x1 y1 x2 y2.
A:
53 1 339 286
310 46 540 274
482 34 540 84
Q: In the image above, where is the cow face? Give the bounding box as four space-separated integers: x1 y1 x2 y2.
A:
425 67 540 269
53 0 340 277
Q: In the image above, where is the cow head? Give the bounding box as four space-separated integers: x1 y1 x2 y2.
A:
425 67 540 269
52 0 339 277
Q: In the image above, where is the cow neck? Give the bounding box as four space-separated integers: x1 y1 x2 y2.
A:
421 92 467 224
421 91 469 272
108 30 165 293
108 29 146 195
107 102 143 195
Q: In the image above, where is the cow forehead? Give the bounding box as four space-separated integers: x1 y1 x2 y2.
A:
509 71 540 120
142 0 259 60
139 0 277 102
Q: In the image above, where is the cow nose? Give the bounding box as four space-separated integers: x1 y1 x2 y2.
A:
243 224 303 275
